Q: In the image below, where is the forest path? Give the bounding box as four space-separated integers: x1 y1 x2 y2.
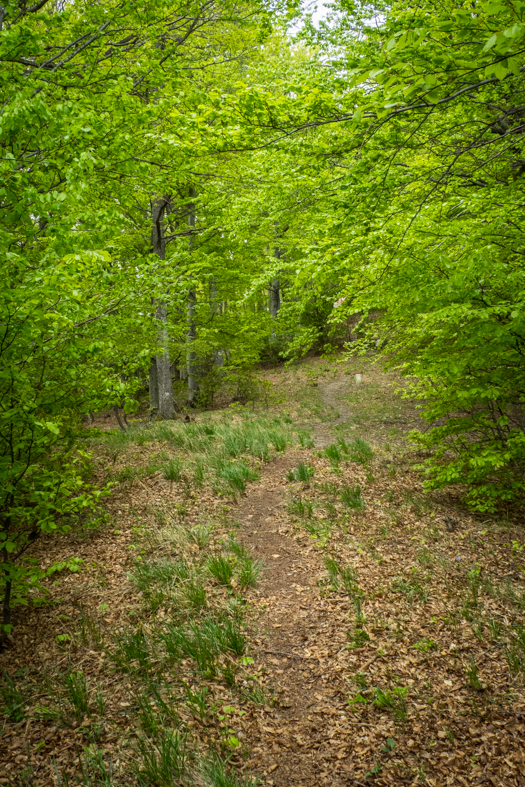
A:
235 454 353 787
311 377 353 447
234 373 361 787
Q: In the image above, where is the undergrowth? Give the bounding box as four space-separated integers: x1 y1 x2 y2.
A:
98 412 296 500
1 510 265 786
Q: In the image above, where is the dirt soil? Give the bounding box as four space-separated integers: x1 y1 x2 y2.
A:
1 358 525 787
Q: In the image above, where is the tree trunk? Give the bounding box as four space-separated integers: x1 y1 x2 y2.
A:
171 361 181 381
187 186 199 406
269 276 280 319
151 197 175 419
156 301 175 419
149 357 159 414
112 404 127 432
187 287 198 405
269 233 283 321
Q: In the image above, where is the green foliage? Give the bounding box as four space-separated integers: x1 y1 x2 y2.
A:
288 461 315 484
208 555 234 586
160 614 245 676
346 438 374 466
238 556 263 590
163 458 183 485
318 0 525 509
466 657 483 690
201 751 260 787
340 485 365 510
113 629 152 673
324 443 343 466
287 498 314 518
65 671 91 720
188 524 214 550
0 674 26 723
218 461 259 495
372 686 409 722
8 0 525 666
348 626 371 649
413 638 437 653
135 731 188 785
507 625 525 676
324 556 340 588
297 430 315 448
391 574 429 603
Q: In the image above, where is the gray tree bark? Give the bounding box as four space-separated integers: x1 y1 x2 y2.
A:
269 275 280 319
187 186 199 406
151 197 175 419
269 232 283 321
149 357 159 414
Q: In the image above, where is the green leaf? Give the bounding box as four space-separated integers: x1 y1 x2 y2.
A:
483 34 498 52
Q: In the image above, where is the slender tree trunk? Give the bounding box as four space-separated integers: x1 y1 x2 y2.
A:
112 404 127 432
187 287 198 405
171 360 181 382
149 357 159 414
187 186 199 406
269 276 280 319
269 228 286 336
151 197 175 419
156 301 174 418
210 277 223 369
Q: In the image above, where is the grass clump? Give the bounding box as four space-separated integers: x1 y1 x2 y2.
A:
162 456 183 484
135 730 188 786
372 686 409 722
347 437 374 464
201 751 260 787
466 656 484 690
340 484 365 510
64 670 90 720
112 628 152 672
102 412 295 500
223 538 263 590
0 674 26 723
391 574 429 603
208 554 234 586
324 443 343 467
161 614 245 676
507 624 525 676
218 461 259 495
325 558 363 603
287 461 314 485
297 430 315 448
188 523 214 549
287 498 314 518
238 556 262 589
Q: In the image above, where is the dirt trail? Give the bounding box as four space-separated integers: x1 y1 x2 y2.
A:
236 456 351 787
235 378 358 787
311 378 353 448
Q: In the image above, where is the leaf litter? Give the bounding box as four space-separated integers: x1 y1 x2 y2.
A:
0 361 524 787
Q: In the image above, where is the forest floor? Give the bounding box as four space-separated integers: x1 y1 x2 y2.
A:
1 354 525 787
